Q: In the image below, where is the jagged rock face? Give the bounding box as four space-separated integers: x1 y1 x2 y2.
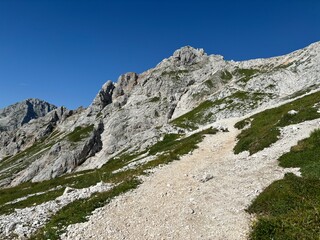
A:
1 42 320 186
0 107 71 160
172 46 206 65
10 122 104 185
91 80 115 111
113 72 139 99
0 98 57 132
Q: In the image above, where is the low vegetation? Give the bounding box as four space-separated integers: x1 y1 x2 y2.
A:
171 100 215 130
278 129 320 178
204 79 214 88
67 125 94 142
149 96 160 102
172 91 271 131
234 91 320 155
31 180 140 240
248 129 320 239
220 70 233 81
235 68 261 83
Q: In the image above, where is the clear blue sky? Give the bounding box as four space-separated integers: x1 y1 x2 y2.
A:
0 0 319 109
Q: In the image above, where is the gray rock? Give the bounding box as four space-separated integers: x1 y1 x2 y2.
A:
288 110 298 115
91 80 115 111
0 98 57 132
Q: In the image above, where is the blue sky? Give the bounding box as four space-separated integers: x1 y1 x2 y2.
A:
0 0 319 109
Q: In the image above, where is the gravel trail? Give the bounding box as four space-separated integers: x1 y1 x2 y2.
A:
62 118 320 240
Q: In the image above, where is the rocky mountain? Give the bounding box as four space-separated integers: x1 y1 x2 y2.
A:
1 42 320 186
0 41 320 239
0 98 56 132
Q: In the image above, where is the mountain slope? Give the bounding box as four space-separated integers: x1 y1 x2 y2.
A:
62 117 318 240
0 41 320 239
0 41 320 187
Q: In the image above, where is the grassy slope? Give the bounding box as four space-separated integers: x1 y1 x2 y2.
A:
172 90 271 131
171 100 215 130
234 91 320 155
247 129 320 239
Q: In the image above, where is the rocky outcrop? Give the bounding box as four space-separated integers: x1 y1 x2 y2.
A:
172 46 206 65
0 98 57 132
0 107 71 159
91 80 115 111
10 122 104 185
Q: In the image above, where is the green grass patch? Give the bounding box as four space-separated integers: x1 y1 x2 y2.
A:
248 128 320 239
67 125 94 142
234 91 320 155
235 68 261 83
220 70 233 81
149 96 160 102
248 174 320 240
279 129 320 178
171 100 215 130
148 134 181 155
172 91 272 131
204 79 214 88
0 189 64 215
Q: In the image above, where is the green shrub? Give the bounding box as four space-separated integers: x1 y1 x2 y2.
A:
149 96 160 102
236 68 260 83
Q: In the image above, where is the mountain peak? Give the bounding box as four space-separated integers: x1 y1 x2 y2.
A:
0 98 57 131
172 46 206 65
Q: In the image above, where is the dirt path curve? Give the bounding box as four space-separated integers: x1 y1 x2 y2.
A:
62 118 318 240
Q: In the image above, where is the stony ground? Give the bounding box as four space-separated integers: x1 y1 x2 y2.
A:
62 118 320 240
0 182 113 239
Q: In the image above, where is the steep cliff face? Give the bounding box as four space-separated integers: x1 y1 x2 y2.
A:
0 41 320 187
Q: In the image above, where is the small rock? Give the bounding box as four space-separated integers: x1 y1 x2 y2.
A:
200 173 214 183
63 187 75 195
288 110 298 115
